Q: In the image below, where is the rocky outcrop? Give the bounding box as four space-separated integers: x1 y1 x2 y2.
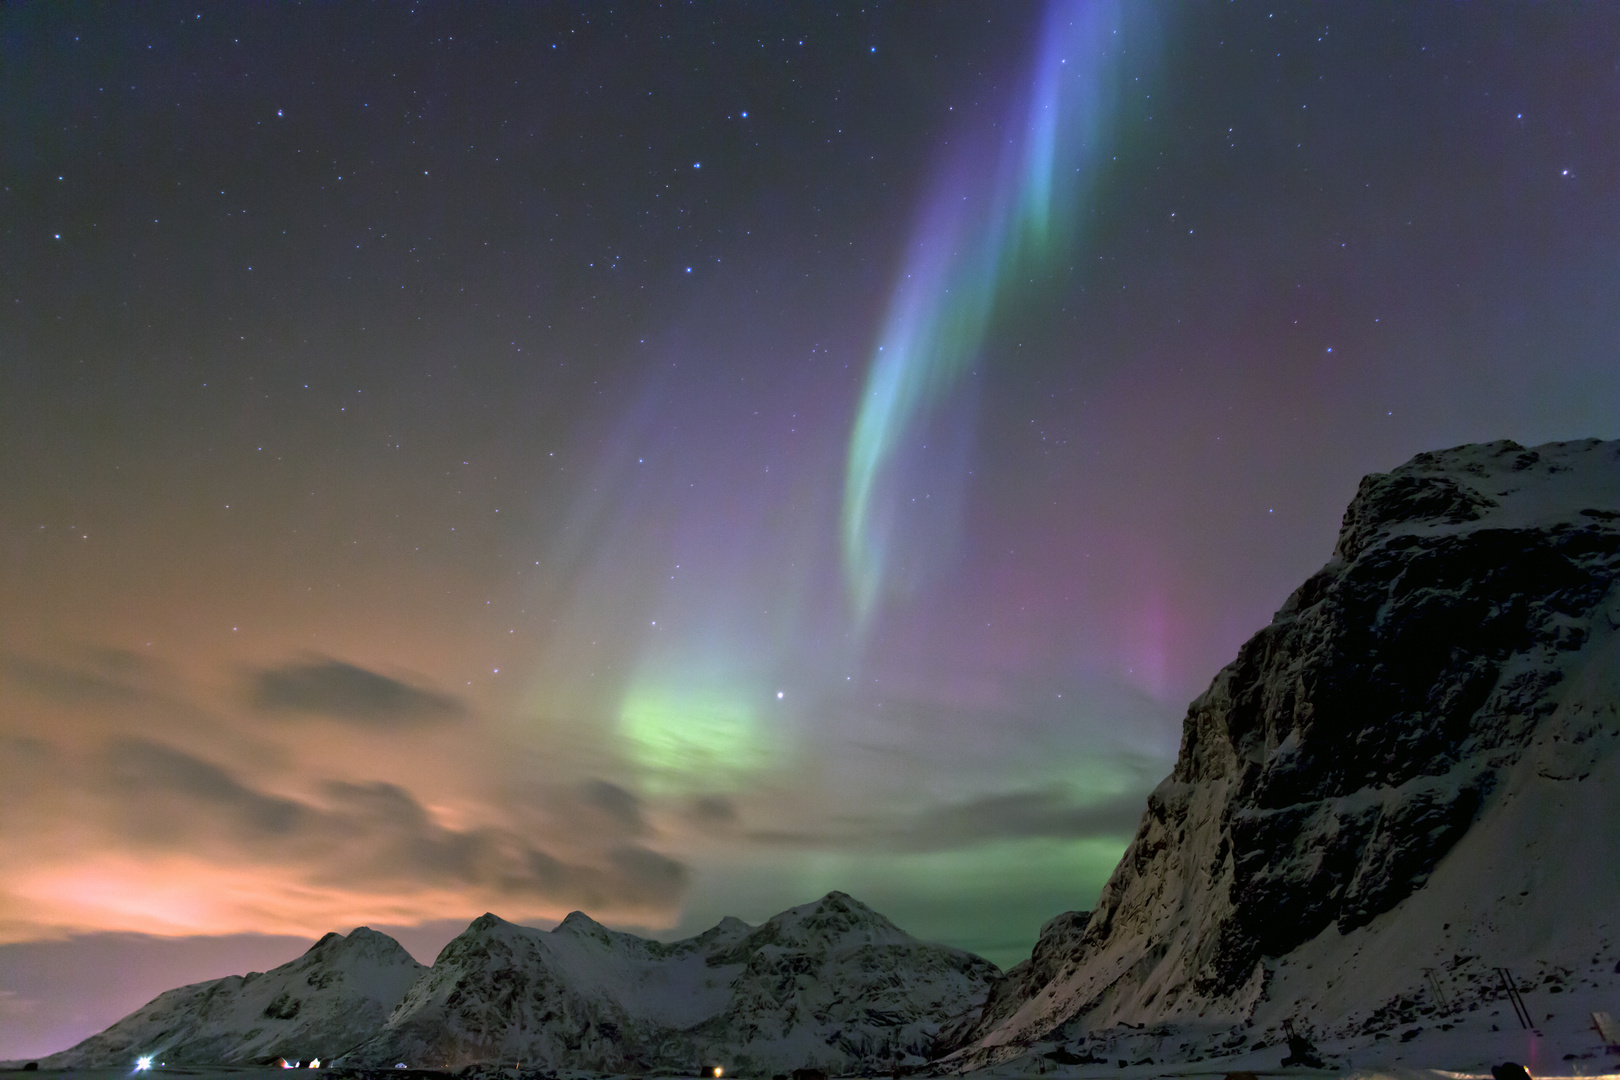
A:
42 927 426 1067
344 892 998 1074
946 438 1620 1067
965 910 1090 1040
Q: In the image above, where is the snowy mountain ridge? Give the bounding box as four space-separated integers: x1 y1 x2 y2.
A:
942 437 1620 1069
39 926 427 1068
40 893 999 1074
347 891 999 1074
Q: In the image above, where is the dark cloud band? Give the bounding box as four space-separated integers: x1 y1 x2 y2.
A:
99 739 688 912
248 658 465 726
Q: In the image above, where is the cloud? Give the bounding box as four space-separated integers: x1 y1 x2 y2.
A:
93 739 688 916
689 795 738 826
2 655 146 707
247 657 465 726
745 785 1147 854
107 739 310 844
899 787 1147 849
578 779 647 833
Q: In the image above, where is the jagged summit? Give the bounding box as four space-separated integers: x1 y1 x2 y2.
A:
555 909 600 929
307 926 416 963
705 914 752 935
943 437 1620 1068
755 890 904 941
1333 437 1617 560
553 909 617 942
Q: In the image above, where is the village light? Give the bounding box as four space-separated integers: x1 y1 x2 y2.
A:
135 1057 152 1072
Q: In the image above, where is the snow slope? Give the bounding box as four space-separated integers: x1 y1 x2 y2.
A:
40 927 426 1068
343 891 999 1074
944 438 1620 1070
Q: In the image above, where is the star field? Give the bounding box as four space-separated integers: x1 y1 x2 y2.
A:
0 1 1615 1060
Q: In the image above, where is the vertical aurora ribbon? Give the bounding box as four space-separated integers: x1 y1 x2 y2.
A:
842 0 1136 629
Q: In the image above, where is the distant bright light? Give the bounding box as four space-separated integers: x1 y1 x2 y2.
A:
775 691 784 700
310 1060 321 1069
135 1057 152 1072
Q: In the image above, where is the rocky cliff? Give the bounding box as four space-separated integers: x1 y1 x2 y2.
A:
41 927 426 1067
946 437 1620 1067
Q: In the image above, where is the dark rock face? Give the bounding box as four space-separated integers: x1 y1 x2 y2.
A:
952 910 1090 1044
1181 445 1616 985
946 438 1620 1066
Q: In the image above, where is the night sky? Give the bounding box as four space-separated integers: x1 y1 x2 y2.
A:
2 2 1616 1060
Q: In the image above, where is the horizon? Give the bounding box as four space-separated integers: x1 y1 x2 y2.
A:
2 1 1616 1062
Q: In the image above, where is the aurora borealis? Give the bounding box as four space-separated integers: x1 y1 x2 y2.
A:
1 2 1616 1060
843 1 1135 630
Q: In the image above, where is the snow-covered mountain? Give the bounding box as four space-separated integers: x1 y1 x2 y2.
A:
41 927 426 1067
344 891 999 1074
945 437 1620 1070
41 893 996 1073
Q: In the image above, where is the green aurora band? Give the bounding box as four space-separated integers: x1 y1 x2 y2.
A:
842 0 1142 629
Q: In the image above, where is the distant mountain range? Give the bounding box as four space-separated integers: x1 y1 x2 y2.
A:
40 893 997 1075
35 438 1620 1071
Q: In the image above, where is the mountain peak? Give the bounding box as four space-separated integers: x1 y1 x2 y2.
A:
1334 437 1619 561
466 912 508 934
805 890 881 921
554 910 608 936
746 890 906 949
